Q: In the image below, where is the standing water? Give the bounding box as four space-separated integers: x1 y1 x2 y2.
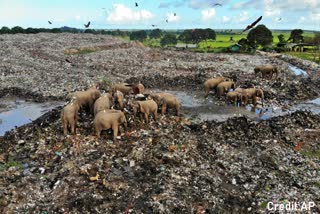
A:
0 98 63 136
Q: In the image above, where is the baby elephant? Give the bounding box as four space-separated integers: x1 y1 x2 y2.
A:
61 99 80 135
216 81 236 97
149 92 181 116
226 91 241 105
113 90 124 110
130 99 158 123
244 88 264 105
93 93 113 116
204 76 227 98
94 110 127 140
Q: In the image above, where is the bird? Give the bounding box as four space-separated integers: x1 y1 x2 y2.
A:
135 2 138 7
174 13 176 16
166 19 168 23
243 16 262 32
213 3 222 6
152 24 157 27
48 21 52 24
277 18 282 21
84 21 91 28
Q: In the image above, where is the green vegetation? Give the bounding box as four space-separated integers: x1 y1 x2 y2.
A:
301 150 320 159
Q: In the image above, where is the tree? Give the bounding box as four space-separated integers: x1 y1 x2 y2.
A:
129 30 147 42
0 26 11 34
149 28 162 39
247 24 273 48
160 33 177 47
178 30 193 44
11 26 24 34
288 29 304 43
204 28 216 40
278 34 285 43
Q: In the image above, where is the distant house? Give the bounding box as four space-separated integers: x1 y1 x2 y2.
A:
230 44 242 52
175 44 198 49
285 43 311 52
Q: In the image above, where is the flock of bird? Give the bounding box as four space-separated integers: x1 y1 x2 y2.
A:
47 1 264 32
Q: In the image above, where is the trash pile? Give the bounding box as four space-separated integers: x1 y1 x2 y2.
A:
0 33 320 213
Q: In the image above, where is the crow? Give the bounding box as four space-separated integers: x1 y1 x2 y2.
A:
152 24 157 27
135 2 138 7
84 21 91 28
174 13 176 16
48 21 52 24
213 3 222 6
166 19 168 23
243 16 262 32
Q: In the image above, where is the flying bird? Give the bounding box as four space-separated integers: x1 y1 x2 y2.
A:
84 21 91 28
213 3 222 6
152 24 157 27
243 16 262 32
166 19 168 23
174 13 176 16
135 2 138 7
48 21 52 24
277 18 282 21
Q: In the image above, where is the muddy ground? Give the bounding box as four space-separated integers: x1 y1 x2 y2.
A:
0 33 320 213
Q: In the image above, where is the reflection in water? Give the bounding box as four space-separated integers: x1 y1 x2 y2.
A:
0 99 63 136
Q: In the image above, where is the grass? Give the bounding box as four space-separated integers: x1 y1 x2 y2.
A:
285 51 320 63
301 150 320 159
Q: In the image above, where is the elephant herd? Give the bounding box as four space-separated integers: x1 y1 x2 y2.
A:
203 64 277 106
61 83 181 140
61 64 276 140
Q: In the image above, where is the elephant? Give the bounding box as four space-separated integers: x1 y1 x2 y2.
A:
204 76 227 98
148 92 181 116
109 83 133 95
61 99 80 135
67 87 101 114
130 99 158 123
226 91 241 105
254 65 278 79
216 81 236 97
94 110 127 140
132 83 145 94
113 90 124 110
244 88 264 106
93 93 113 116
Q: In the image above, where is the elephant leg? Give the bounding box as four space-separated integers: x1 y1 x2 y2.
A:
112 124 119 141
204 87 209 98
161 104 167 115
144 113 149 123
175 104 180 116
71 120 75 135
95 126 101 138
63 120 68 135
154 110 158 120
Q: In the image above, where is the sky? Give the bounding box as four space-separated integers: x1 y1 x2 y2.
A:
0 0 319 30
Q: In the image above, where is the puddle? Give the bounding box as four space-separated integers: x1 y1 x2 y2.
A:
155 90 320 122
289 64 308 77
0 98 63 136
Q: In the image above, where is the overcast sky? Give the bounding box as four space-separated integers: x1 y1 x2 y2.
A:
0 0 319 30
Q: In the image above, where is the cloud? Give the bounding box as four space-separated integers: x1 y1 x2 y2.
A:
231 0 261 10
238 11 250 22
222 16 230 23
107 4 154 24
264 0 281 17
201 8 216 21
166 13 181 22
